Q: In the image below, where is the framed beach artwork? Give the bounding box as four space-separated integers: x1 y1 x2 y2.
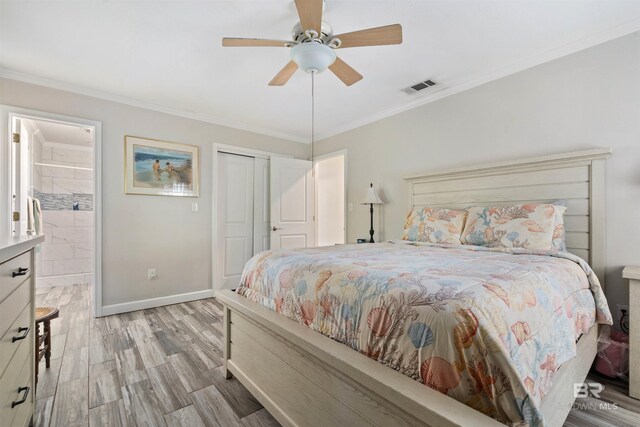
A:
124 136 199 197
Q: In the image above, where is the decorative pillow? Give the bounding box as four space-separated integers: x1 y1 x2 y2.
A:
402 207 468 244
551 200 568 252
461 203 567 251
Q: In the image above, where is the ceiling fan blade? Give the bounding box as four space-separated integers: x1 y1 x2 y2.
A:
333 24 403 48
329 57 363 86
222 38 291 47
269 61 299 86
294 0 323 34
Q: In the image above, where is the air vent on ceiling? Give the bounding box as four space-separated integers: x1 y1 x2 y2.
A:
403 79 438 95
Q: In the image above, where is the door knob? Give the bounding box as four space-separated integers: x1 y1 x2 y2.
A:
272 226 280 231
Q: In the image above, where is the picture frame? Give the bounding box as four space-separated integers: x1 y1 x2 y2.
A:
124 135 199 197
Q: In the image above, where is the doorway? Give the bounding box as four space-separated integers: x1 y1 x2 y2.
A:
314 150 347 246
1 106 102 316
31 119 95 287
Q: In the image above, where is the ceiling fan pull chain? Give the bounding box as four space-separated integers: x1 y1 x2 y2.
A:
311 70 315 176
311 69 317 223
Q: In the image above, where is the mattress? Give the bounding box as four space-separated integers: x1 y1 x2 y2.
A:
236 241 612 425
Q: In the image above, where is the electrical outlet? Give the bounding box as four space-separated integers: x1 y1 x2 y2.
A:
148 268 157 280
616 304 629 333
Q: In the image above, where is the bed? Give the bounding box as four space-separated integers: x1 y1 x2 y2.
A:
215 148 612 427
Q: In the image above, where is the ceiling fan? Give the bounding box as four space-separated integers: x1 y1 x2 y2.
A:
222 0 403 86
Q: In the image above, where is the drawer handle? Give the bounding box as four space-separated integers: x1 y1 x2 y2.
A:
12 326 30 342
12 267 30 278
11 386 29 408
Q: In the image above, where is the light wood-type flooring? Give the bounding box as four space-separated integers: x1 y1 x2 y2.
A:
34 283 278 427
33 283 640 426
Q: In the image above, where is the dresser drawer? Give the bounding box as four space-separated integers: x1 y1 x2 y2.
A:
6 357 31 427
0 335 32 427
0 283 31 340
0 252 31 305
0 303 31 379
9 399 31 427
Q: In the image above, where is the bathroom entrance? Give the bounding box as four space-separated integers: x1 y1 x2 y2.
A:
2 106 102 315
29 118 95 286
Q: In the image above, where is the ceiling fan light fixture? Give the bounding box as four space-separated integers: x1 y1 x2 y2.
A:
222 0 402 86
290 42 336 74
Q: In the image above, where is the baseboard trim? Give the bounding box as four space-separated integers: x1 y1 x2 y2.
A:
100 289 215 316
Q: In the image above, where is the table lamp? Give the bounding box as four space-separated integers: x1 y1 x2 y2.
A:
362 183 384 243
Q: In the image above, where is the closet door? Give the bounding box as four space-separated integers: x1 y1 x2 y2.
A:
253 157 270 253
218 153 255 289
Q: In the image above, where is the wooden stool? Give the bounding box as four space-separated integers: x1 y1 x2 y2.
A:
35 306 59 387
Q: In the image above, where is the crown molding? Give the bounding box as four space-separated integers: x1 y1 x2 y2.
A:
0 67 309 144
316 20 640 142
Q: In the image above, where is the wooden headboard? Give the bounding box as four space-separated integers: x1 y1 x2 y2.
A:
404 148 611 285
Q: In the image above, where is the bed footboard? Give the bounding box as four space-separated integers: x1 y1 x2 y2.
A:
216 290 502 427
539 325 599 426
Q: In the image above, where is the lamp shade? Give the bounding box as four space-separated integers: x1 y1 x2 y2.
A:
362 183 384 205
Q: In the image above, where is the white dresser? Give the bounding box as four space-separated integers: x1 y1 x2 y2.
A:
0 235 44 427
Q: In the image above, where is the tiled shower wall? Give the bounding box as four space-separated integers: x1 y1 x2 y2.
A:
33 138 94 286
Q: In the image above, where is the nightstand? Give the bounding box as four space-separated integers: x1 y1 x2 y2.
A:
623 266 640 399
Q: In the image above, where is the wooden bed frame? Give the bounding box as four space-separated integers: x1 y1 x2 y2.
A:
216 148 612 427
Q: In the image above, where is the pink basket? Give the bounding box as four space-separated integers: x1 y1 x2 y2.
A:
595 329 629 378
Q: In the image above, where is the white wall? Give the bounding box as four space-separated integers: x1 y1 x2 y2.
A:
0 78 309 309
316 154 345 246
316 32 640 310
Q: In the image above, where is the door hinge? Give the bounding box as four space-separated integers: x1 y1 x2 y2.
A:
12 211 20 221
12 133 20 143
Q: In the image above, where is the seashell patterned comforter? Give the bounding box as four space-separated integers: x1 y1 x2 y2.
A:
235 241 612 426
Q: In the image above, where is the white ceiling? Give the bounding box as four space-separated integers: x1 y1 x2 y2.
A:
1 1 639 143
30 119 93 147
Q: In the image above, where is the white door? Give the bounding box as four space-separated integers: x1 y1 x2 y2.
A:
217 153 255 289
253 157 270 253
11 118 30 236
270 157 315 249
